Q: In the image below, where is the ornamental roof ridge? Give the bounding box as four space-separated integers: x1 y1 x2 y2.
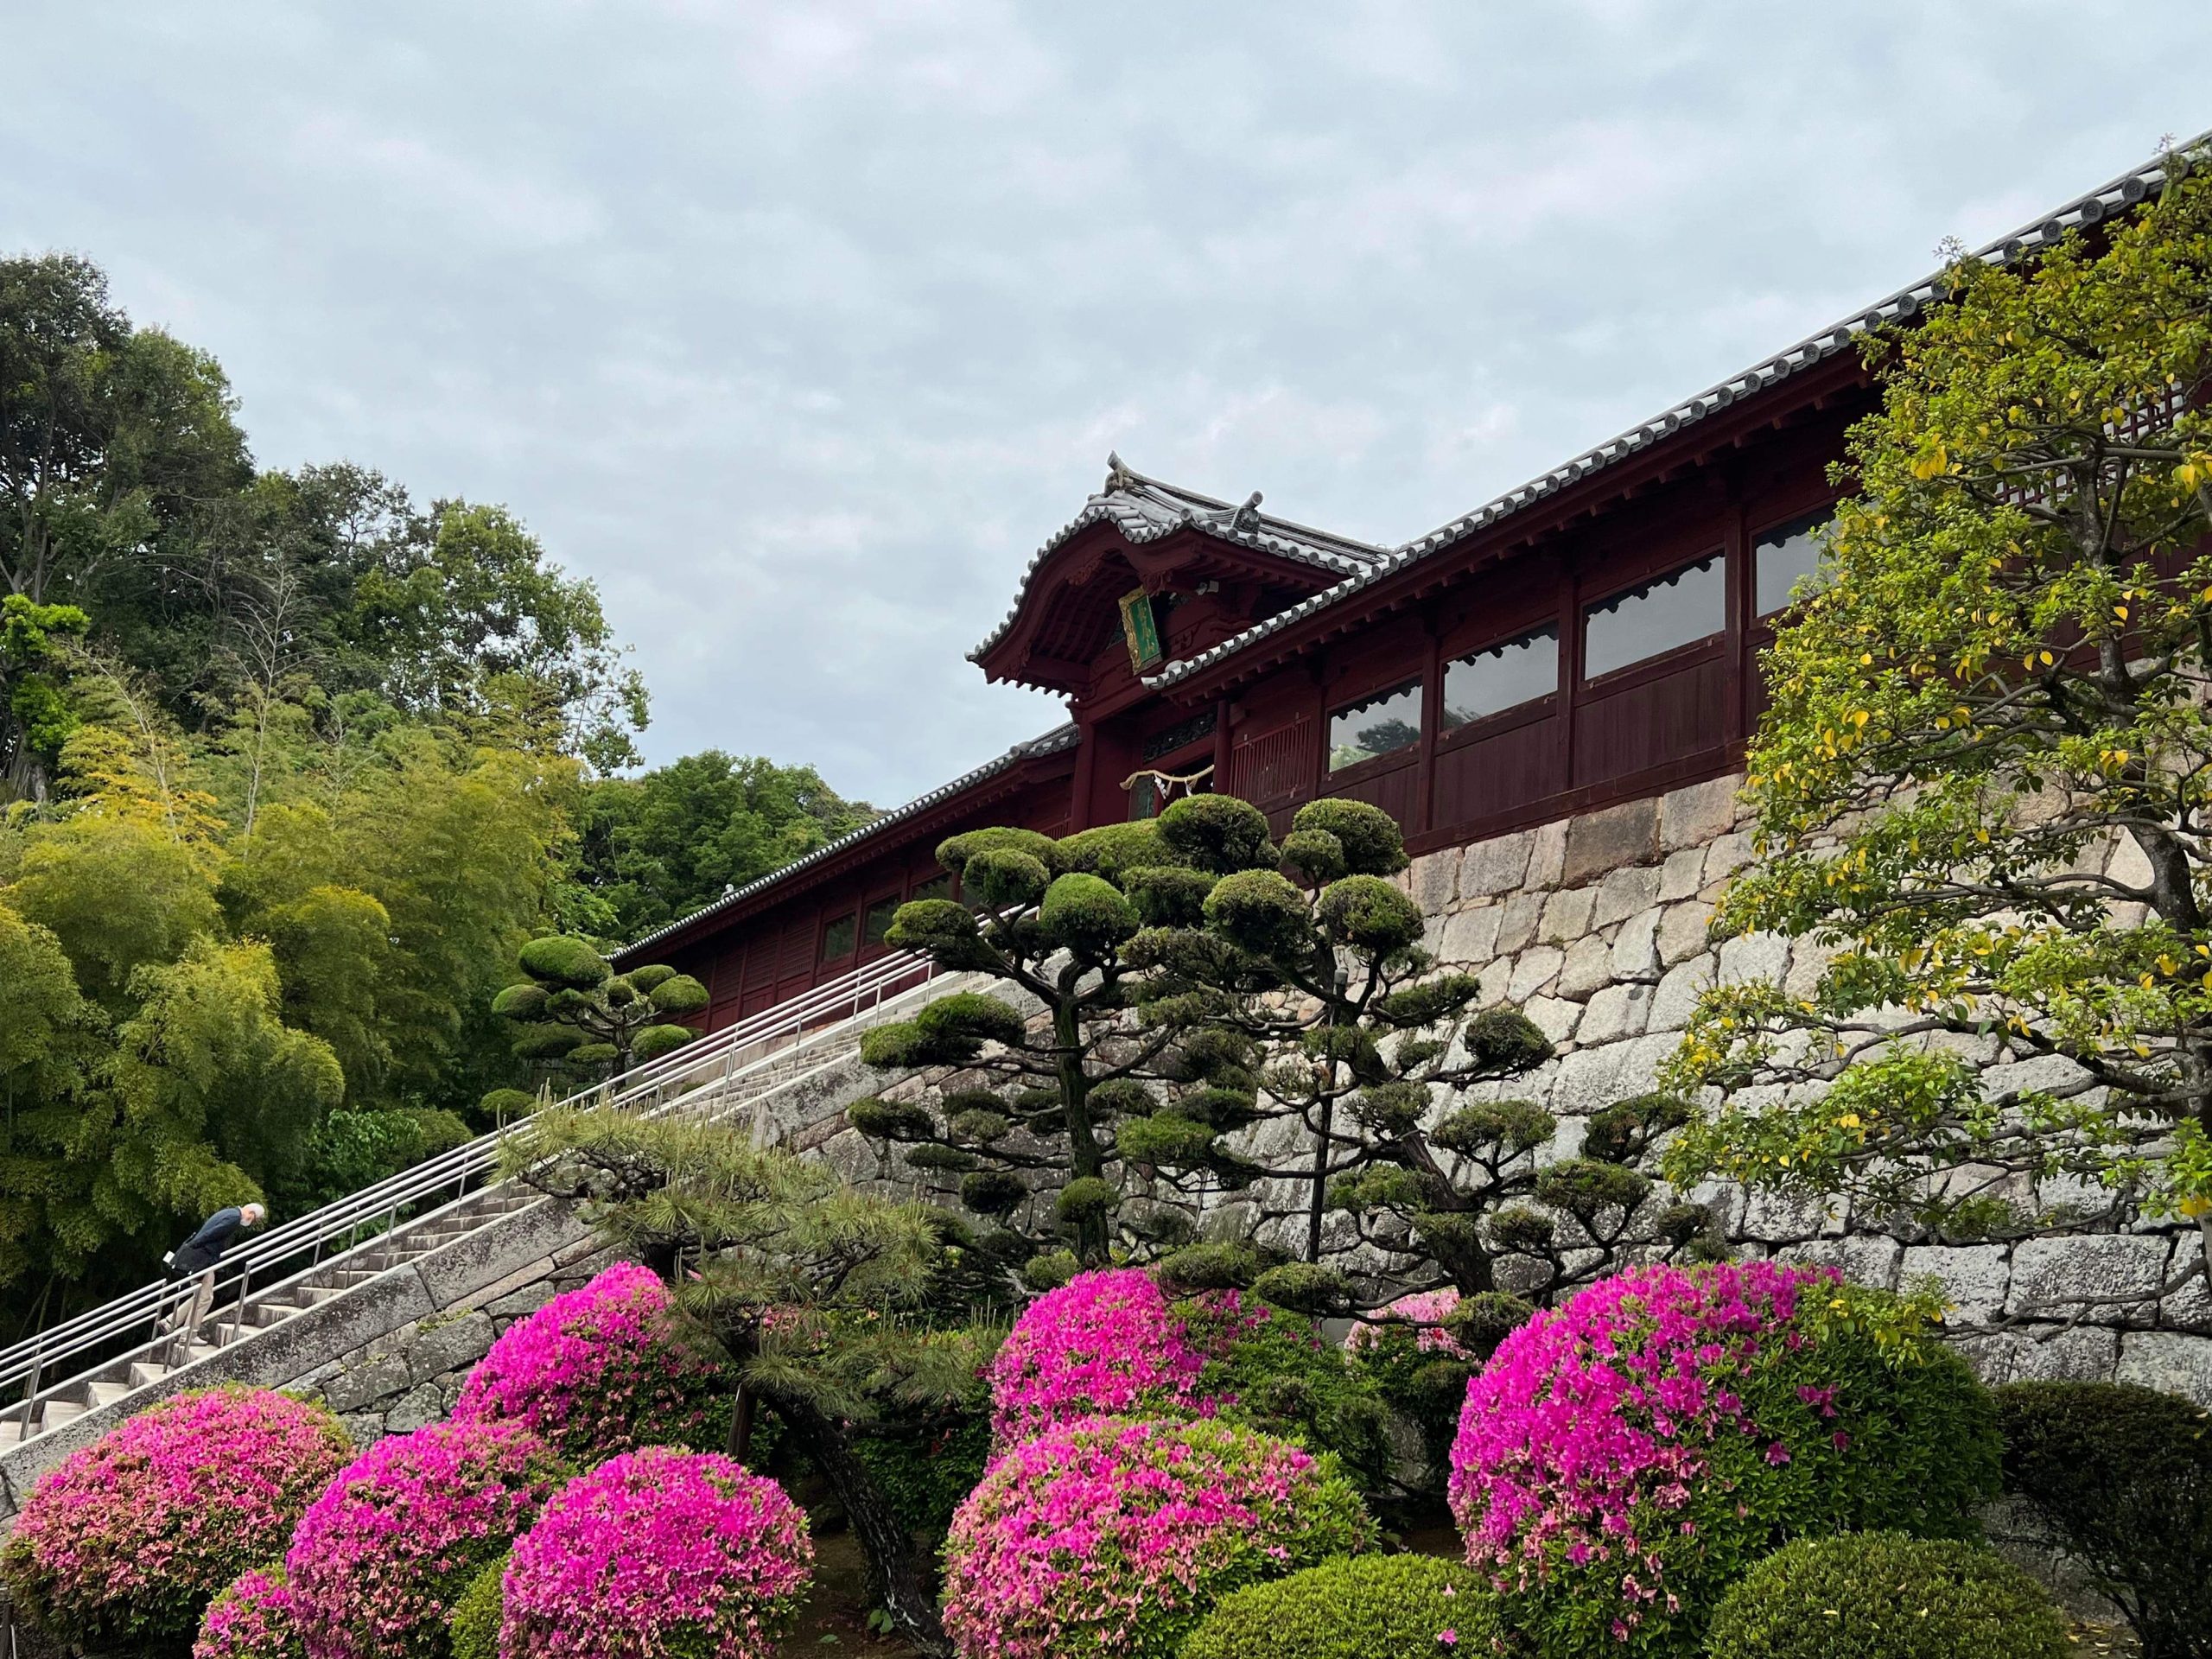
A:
613 721 1080 960
966 453 1391 664
1139 129 2211 696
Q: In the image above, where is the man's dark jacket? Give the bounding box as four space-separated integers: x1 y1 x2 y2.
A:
170 1207 247 1274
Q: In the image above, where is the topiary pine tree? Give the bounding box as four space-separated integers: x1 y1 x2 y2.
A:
854 791 1702 1321
506 1106 994 1659
848 798 1286 1271
1661 145 2212 1287
490 936 708 1085
1122 796 1713 1328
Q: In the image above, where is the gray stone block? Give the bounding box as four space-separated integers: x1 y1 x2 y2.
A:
1649 956 1715 1033
1556 934 1613 1001
1460 831 1532 899
1660 774 1744 852
1552 1046 1627 1115
1741 1186 1845 1243
1657 847 1707 904
1562 798 1659 887
1508 946 1565 1001
1410 849 1460 914
413 1197 588 1313
1495 892 1545 956
408 1311 495 1386
2009 1234 2168 1324
2005 1325 2122 1385
486 1283 559 1321
322 1352 414 1415
2116 1330 2212 1406
1900 1244 2012 1324
1610 909 1663 982
340 1413 388 1448
1435 904 1503 968
1656 901 1715 967
1579 982 1654 1045
1526 821 1567 890
1522 995 1582 1046
1590 864 1661 930
1717 931 1789 988
1702 832 1756 887
1776 1235 1903 1291
1537 887 1596 944
385 1382 447 1435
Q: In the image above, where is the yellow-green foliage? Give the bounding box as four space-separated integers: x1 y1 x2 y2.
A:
1664 149 2212 1234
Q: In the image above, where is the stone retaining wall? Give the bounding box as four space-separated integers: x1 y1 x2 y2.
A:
1389 772 2210 1404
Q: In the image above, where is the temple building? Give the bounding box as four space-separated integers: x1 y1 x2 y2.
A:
614 146 2168 1021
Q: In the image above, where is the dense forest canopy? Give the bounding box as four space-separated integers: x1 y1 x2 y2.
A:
0 251 873 1331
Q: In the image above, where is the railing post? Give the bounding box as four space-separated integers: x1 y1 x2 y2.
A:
224 1259 253 1350
16 1346 42 1431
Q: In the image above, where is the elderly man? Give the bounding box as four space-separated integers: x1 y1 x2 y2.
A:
160 1201 268 1356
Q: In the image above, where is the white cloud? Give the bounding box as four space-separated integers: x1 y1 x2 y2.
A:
3 0 2208 803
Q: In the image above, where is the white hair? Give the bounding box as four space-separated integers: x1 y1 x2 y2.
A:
240 1202 268 1224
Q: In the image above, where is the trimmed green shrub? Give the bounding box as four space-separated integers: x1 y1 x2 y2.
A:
1178 1292 1393 1494
1156 793 1276 874
1180 1553 1500 1659
1315 875 1424 955
444 1554 505 1659
1203 868 1313 957
936 826 1059 873
1039 872 1141 956
1704 1534 2070 1659
515 935 608 988
1995 1379 2212 1659
1288 798 1409 877
1055 821 1173 883
852 1414 995 1541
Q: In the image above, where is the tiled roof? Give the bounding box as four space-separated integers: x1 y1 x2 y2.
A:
967 454 1391 662
1140 132 2206 695
614 722 1079 960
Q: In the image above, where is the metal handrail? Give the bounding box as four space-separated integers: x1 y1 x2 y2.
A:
0 947 944 1432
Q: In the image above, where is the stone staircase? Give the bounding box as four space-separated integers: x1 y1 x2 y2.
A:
0 953 972 1492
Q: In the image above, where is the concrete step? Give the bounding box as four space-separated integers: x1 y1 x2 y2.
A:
86 1379 133 1409
39 1398 86 1430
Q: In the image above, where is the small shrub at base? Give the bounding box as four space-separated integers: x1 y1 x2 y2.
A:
942 1414 1377 1659
1179 1553 1500 1659
195 1567 306 1659
444 1557 504 1659
0 1387 350 1657
500 1448 812 1659
1704 1534 2070 1659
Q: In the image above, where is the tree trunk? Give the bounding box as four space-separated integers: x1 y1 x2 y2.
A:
727 1381 757 1464
1054 1000 1109 1264
772 1393 951 1658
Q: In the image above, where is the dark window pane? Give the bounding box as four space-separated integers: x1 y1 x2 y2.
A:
862 897 899 947
1443 626 1557 729
1755 512 1829 615
1328 679 1422 772
912 873 953 904
820 912 856 962
1582 555 1725 680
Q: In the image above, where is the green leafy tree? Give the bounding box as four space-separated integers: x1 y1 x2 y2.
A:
490 936 707 1081
0 596 89 794
509 1107 994 1658
1663 149 2212 1296
575 749 877 941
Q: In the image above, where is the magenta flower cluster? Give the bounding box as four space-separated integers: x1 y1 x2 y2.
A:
453 1263 728 1461
1448 1262 1835 1653
499 1447 813 1659
0 1386 350 1654
985 1269 1206 1446
1348 1287 1468 1357
286 1417 566 1659
943 1415 1377 1659
195 1567 306 1659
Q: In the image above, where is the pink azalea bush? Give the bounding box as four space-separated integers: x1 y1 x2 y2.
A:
195 1567 305 1659
1346 1287 1468 1357
942 1415 1377 1659
0 1386 350 1654
452 1262 729 1460
286 1417 567 1659
499 1447 813 1659
985 1268 1206 1445
1448 1261 1999 1657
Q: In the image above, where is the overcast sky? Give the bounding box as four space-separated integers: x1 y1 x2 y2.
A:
5 3 2209 808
